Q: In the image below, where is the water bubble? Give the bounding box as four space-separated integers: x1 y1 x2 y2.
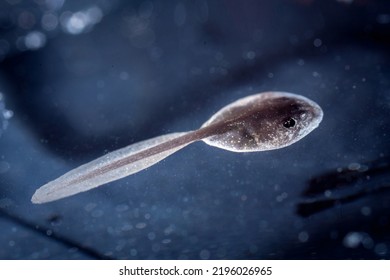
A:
84 203 97 212
24 31 46 50
147 232 156 240
348 162 361 170
135 222 147 229
313 38 322 47
199 249 210 260
3 109 13 120
60 6 103 35
41 13 59 31
243 51 256 60
298 231 309 242
343 232 363 248
0 93 13 137
161 239 171 244
115 204 129 212
119 72 129 80
297 59 305 66
130 248 137 257
361 206 371 216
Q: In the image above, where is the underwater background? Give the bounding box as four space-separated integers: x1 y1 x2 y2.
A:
0 0 389 259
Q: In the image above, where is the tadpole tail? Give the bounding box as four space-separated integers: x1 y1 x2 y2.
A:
31 132 193 204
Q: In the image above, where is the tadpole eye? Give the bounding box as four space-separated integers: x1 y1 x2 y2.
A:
283 118 296 128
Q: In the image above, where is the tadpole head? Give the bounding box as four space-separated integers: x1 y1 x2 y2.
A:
202 91 323 152
263 92 323 150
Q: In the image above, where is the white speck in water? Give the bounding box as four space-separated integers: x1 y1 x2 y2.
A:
343 232 363 248
348 162 361 171
298 231 309 243
374 243 387 256
268 72 274 78
135 222 147 229
147 232 156 240
121 223 133 231
61 11 87 34
174 3 186 26
313 38 322 47
276 192 288 202
144 213 151 220
115 204 129 212
84 203 97 212
25 31 46 50
9 240 15 247
361 206 371 216
164 224 175 235
60 6 103 35
162 239 171 244
312 71 320 78
324 190 332 198
297 59 305 66
41 13 59 31
130 248 137 257
199 249 210 260
243 51 256 60
119 71 129 80
3 109 13 120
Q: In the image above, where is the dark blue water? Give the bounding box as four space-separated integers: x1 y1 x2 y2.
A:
0 0 389 259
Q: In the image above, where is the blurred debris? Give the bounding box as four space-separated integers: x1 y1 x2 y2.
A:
297 157 390 217
0 92 13 137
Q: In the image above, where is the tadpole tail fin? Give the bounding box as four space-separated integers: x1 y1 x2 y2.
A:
31 132 190 204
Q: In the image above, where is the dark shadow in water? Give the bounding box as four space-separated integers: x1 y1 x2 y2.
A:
297 157 390 217
0 209 112 259
297 184 390 218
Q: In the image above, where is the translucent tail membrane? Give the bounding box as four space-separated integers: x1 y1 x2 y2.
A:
31 132 189 204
